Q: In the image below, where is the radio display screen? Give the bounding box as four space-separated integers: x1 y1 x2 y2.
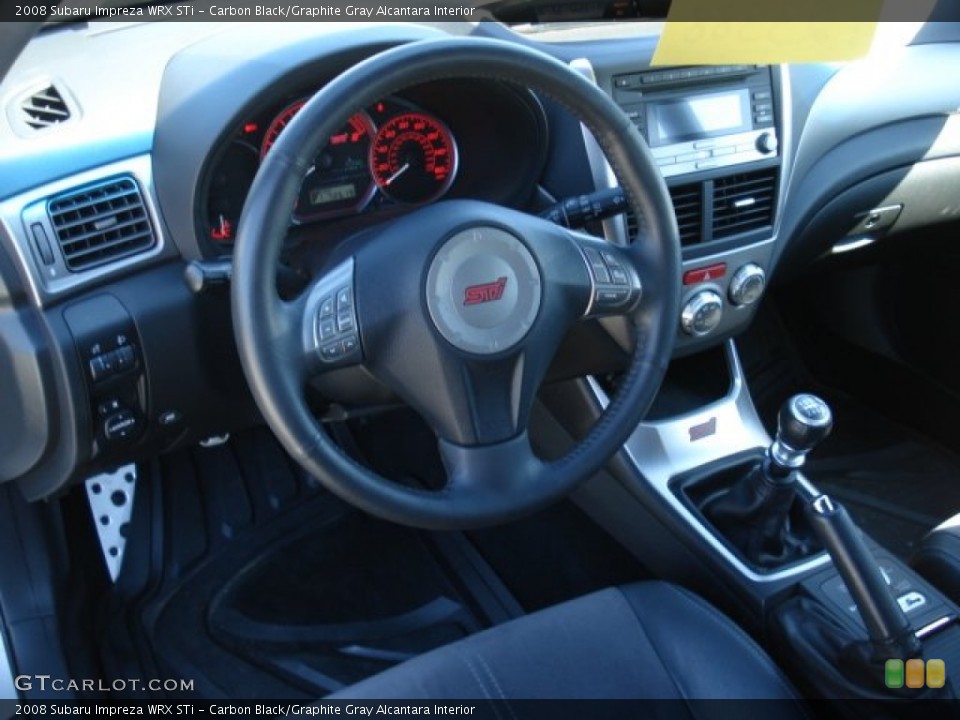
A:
648 89 751 147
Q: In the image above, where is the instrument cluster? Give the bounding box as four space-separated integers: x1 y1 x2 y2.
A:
198 79 549 253
203 97 458 246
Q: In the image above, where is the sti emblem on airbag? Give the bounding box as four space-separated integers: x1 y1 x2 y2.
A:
464 277 508 306
689 417 717 442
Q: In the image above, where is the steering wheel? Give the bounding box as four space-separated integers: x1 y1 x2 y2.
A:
232 38 680 530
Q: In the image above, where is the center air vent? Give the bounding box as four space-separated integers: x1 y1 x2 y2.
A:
712 169 777 239
670 183 704 247
19 85 71 130
48 177 156 272
625 182 703 247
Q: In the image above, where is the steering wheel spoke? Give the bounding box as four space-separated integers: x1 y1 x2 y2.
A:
438 431 544 498
299 258 364 376
567 230 643 319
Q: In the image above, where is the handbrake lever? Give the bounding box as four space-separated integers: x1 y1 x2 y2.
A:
805 494 920 657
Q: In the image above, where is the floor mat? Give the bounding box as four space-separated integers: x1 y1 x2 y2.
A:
97 427 521 699
740 306 960 559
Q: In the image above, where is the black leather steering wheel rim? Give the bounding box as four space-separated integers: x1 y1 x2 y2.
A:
232 37 681 530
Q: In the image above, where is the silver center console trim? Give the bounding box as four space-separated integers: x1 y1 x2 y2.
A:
587 340 830 583
0 154 170 308
772 63 793 237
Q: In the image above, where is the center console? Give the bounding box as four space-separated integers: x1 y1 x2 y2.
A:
539 341 960 707
561 51 960 710
573 59 787 355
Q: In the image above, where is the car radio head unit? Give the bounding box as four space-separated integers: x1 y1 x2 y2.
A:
612 65 778 178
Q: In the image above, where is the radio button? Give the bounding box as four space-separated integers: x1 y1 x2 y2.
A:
755 113 774 124
753 90 772 101
713 147 736 157
657 156 677 166
696 160 720 170
693 140 718 150
678 150 711 163
756 132 779 155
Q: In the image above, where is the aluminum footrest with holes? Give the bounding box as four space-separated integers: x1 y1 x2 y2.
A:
85 465 137 582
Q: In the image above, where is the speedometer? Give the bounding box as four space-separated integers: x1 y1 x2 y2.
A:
370 112 457 204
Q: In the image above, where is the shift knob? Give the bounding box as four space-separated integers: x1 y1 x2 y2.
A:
769 394 833 471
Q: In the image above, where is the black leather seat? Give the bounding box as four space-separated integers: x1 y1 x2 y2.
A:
332 581 801 701
913 513 960 605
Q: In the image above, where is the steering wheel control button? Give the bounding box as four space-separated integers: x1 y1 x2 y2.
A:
595 288 630 305
582 247 611 283
426 226 541 355
728 263 766 306
683 263 727 286
337 313 356 334
681 290 724 336
579 243 641 315
342 334 359 354
609 267 629 286
318 318 337 341
306 260 363 368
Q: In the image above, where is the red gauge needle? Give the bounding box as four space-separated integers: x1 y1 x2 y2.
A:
383 162 410 186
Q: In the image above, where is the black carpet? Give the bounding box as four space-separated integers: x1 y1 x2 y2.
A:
97 427 521 699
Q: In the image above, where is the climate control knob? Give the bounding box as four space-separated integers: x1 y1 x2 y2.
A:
729 263 766 307
756 132 778 155
681 290 723 337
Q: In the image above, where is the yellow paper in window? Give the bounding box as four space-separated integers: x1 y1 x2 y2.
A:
652 0 883 66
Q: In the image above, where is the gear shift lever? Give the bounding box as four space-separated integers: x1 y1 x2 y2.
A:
705 394 833 567
767 394 834 478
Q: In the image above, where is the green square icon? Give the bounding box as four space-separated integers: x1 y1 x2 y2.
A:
885 659 904 688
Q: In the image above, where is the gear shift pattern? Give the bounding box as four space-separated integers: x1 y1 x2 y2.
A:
705 394 833 568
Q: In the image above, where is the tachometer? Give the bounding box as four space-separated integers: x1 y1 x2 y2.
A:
260 100 305 160
261 100 376 221
296 112 376 221
370 112 457 204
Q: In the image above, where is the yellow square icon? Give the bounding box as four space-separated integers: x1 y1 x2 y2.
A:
906 659 925 688
926 659 946 689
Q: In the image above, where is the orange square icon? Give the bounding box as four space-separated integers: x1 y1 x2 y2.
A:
905 659 925 688
926 659 946 689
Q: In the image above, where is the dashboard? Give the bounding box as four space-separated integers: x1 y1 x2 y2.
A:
0 20 959 502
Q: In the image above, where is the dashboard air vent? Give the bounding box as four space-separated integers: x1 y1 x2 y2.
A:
712 169 777 239
624 182 703 246
20 85 71 130
669 182 703 247
48 177 156 272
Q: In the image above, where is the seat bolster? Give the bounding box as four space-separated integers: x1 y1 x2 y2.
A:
912 514 960 606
